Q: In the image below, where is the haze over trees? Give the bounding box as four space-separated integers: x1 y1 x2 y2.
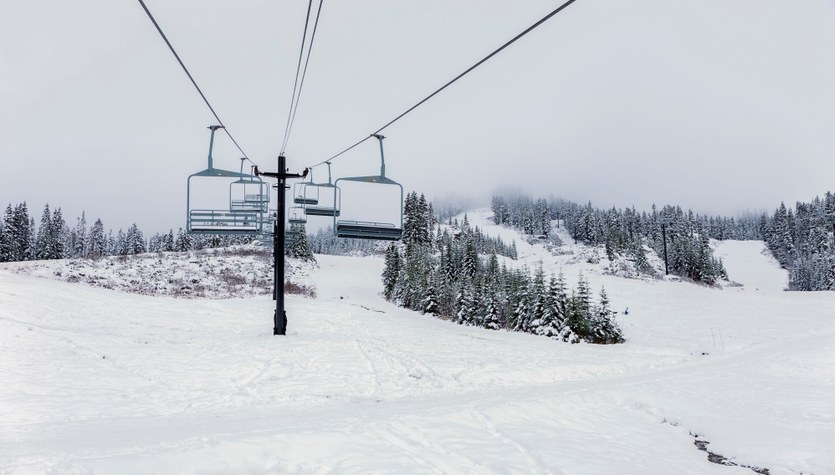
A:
4 190 834 293
381 192 625 344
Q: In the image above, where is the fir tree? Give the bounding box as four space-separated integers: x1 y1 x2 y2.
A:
287 223 315 261
422 273 439 315
175 228 192 252
35 204 52 260
382 244 401 301
88 219 105 258
587 287 625 344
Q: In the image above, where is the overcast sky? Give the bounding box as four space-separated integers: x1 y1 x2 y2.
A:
2 0 834 233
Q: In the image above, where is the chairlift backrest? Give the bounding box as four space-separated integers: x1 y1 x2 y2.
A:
288 205 307 224
332 135 403 240
186 126 270 237
230 160 270 212
293 173 319 205
303 162 341 217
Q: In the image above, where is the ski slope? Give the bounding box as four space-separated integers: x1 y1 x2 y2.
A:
2 224 834 474
711 239 788 291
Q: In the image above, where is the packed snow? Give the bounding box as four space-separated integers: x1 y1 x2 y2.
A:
1 214 833 474
711 239 789 291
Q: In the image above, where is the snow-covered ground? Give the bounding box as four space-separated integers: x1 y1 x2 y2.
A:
711 239 788 291
0 245 315 299
2 215 834 474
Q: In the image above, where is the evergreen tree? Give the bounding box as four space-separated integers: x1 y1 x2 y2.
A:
511 283 529 331
528 266 547 333
463 237 478 278
35 204 52 259
287 223 315 261
163 229 175 252
49 207 66 259
454 279 475 325
567 275 592 339
482 280 501 330
73 212 87 258
175 228 192 252
88 219 105 258
126 223 146 255
587 287 625 344
382 244 401 301
422 273 439 315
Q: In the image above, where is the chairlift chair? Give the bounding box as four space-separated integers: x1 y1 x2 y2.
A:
288 206 307 225
304 162 341 217
230 159 270 212
334 135 403 241
292 178 319 205
187 126 267 236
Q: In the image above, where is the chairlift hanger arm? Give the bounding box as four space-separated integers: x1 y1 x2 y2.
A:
254 165 309 180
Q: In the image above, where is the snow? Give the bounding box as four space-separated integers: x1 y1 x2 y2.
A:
711 239 789 291
2 217 834 474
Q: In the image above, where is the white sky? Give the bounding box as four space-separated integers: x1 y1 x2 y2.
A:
2 0 834 233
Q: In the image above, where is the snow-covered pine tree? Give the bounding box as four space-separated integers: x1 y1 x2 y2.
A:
24 216 35 261
482 279 501 330
163 229 175 252
127 223 146 255
35 204 52 260
567 275 592 340
116 229 128 255
49 207 67 259
175 228 192 252
471 278 485 327
287 223 315 261
462 237 478 278
88 219 105 258
422 272 439 315
382 244 401 301
0 220 7 263
74 212 87 258
454 279 475 325
537 274 560 337
511 282 529 332
587 287 625 344
528 265 547 333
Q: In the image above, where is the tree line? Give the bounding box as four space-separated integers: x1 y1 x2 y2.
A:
765 193 835 290
382 192 624 344
0 202 254 263
492 195 731 285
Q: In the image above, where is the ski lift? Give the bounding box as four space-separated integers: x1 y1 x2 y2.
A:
304 162 341 217
292 177 319 205
230 159 270 213
187 126 267 236
288 205 307 225
334 135 403 241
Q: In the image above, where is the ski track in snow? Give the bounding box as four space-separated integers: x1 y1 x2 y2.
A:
1 210 834 474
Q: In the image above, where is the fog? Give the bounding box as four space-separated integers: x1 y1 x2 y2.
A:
2 0 834 233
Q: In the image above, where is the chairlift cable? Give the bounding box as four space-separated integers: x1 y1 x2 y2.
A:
307 0 579 169
279 0 315 156
136 0 252 161
281 0 325 156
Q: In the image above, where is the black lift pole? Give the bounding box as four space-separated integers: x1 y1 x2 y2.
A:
256 156 308 335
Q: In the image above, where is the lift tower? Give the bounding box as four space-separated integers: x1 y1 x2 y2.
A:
256 155 308 335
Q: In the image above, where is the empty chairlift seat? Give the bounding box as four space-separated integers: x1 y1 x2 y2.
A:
230 178 270 212
186 126 270 237
293 181 319 205
336 219 401 240
303 163 341 217
332 135 403 241
189 209 261 234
